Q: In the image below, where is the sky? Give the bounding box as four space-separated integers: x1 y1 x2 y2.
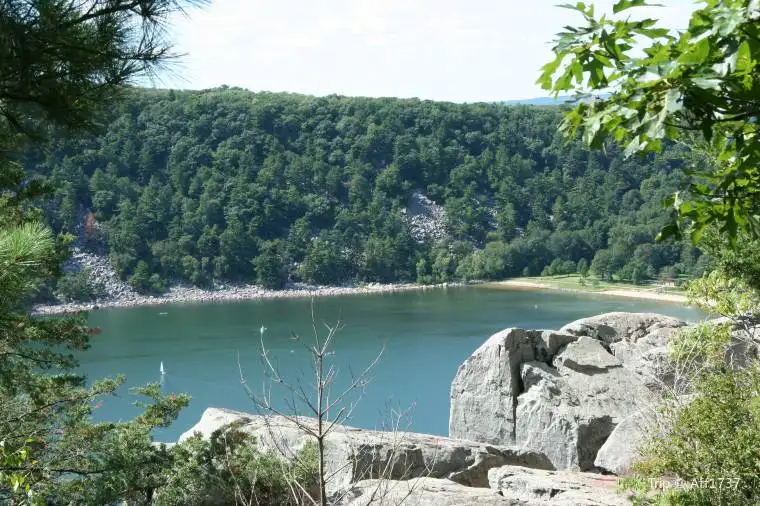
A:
163 0 697 103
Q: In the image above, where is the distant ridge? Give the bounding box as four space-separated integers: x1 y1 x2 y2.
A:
503 93 610 106
503 96 574 106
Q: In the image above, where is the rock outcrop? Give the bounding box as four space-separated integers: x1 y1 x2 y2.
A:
450 312 687 471
180 408 552 494
516 336 652 470
340 471 629 506
402 191 448 243
336 477 515 506
449 329 577 446
560 312 687 391
594 409 653 475
64 247 138 301
557 312 687 345
488 465 630 505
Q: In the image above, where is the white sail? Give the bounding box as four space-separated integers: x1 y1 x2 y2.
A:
160 361 165 375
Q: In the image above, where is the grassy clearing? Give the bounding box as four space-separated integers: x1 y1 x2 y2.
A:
484 274 687 299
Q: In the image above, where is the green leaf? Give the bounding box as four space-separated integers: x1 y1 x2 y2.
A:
571 61 584 85
735 40 753 74
538 55 565 90
613 0 662 14
701 120 714 142
679 37 711 65
587 59 607 88
557 3 586 13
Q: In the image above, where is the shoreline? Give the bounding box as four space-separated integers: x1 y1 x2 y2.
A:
486 279 688 303
31 282 463 316
32 277 689 316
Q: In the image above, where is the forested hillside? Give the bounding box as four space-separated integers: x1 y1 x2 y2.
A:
24 87 708 293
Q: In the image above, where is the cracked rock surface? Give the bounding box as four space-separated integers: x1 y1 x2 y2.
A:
488 465 631 505
450 313 686 471
180 408 552 495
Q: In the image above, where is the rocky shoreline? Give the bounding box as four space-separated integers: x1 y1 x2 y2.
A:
33 276 691 316
35 247 689 316
32 281 462 316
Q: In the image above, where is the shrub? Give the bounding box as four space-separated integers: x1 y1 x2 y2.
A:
55 268 106 302
577 258 589 276
155 425 318 506
622 320 760 505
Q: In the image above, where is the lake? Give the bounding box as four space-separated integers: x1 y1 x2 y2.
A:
80 286 703 441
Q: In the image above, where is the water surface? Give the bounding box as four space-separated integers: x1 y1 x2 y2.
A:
80 286 702 440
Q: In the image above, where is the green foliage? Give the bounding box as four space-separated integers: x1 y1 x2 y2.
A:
627 362 760 505
668 322 732 373
0 0 207 144
622 271 760 505
155 427 318 506
540 0 760 243
298 233 349 285
577 258 589 276
1 0 203 502
541 258 578 277
455 241 512 281
129 260 166 294
253 240 288 289
686 270 758 317
26 88 706 290
591 249 618 281
55 268 106 302
701 230 760 293
0 440 42 506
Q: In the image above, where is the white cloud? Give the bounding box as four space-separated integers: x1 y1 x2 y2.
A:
163 0 697 102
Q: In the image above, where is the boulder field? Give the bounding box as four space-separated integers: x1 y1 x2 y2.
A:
178 312 731 505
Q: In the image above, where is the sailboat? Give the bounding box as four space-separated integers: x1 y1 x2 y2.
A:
160 361 166 376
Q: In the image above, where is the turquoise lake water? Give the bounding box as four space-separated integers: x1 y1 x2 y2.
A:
80 286 703 441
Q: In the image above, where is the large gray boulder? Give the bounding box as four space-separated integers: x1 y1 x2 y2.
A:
594 409 653 475
558 312 687 346
450 313 683 472
180 408 552 494
449 328 577 445
561 312 687 391
707 317 760 368
339 468 631 506
516 338 652 470
488 465 631 505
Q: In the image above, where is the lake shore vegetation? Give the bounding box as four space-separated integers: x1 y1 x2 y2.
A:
24 88 711 302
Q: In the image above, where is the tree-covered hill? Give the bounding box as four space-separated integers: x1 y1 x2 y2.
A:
24 87 708 293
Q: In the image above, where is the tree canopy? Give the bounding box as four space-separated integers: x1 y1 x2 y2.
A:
539 0 760 243
541 2 760 504
1 0 202 503
26 88 709 294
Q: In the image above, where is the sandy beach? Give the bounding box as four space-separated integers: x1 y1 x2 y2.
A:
488 279 688 303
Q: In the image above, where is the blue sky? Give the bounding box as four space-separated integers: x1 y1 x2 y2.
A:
163 0 696 102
